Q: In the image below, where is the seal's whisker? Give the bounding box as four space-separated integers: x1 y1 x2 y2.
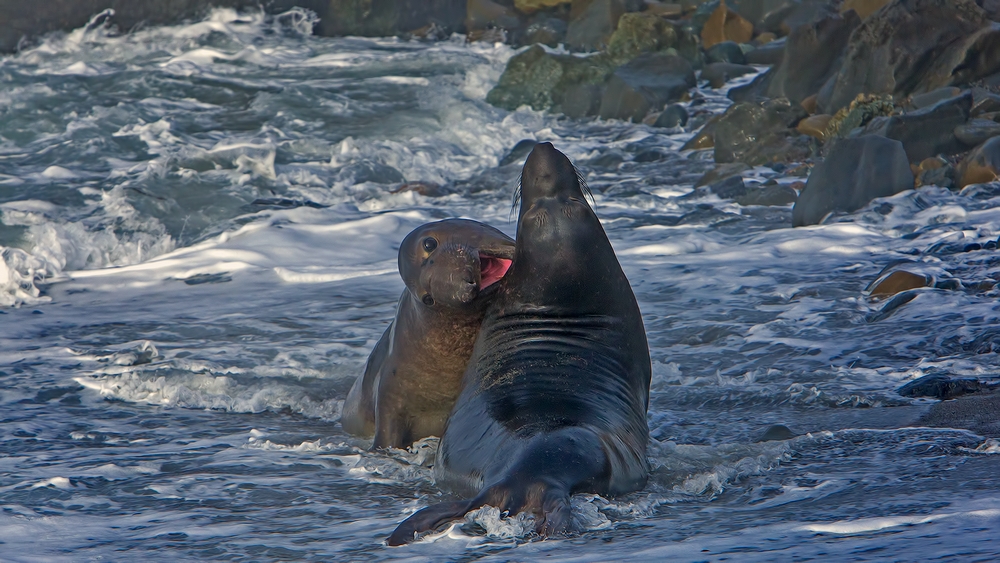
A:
509 177 522 222
575 166 595 205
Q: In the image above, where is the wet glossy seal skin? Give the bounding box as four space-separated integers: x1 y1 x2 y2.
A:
340 219 515 449
387 143 651 545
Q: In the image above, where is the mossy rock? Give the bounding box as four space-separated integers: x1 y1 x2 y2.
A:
824 93 897 139
605 12 678 63
486 45 615 112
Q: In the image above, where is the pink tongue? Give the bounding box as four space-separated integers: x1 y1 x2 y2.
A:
480 256 513 288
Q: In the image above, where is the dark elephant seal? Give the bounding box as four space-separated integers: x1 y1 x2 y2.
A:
341 219 515 449
388 143 651 545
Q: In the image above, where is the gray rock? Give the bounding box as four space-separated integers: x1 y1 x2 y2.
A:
565 0 625 52
755 424 796 442
898 374 983 400
653 104 689 128
466 0 521 31
701 63 757 89
792 135 914 227
519 17 568 47
713 97 807 164
727 69 775 102
744 38 786 66
705 41 747 65
862 92 972 162
758 0 838 36
821 0 999 113
910 87 963 110
706 175 748 199
735 183 798 206
695 162 750 187
560 83 606 118
956 118 1000 147
972 87 1000 116
599 53 696 122
766 9 860 105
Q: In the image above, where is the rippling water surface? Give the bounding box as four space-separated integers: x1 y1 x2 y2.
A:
3 9 1000 561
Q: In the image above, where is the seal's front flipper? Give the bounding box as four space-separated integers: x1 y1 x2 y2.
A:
386 500 473 546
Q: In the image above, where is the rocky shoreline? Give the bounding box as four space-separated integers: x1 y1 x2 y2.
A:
6 0 1000 420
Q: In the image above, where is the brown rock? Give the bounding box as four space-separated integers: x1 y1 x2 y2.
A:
868 270 930 300
796 114 832 140
755 31 777 45
801 94 818 114
683 129 715 150
958 136 1000 188
841 0 891 20
701 1 753 49
515 0 571 13
918 157 945 172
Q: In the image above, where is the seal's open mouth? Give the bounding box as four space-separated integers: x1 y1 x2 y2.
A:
480 254 513 289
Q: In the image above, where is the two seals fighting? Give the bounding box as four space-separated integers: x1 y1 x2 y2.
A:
387 142 651 544
341 219 515 449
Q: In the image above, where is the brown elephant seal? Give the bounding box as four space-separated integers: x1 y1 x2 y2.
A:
387 143 651 545
340 219 515 449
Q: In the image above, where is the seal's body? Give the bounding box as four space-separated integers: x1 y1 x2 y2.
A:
341 219 514 449
388 143 651 544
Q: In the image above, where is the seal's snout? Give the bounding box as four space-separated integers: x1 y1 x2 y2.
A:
521 142 579 201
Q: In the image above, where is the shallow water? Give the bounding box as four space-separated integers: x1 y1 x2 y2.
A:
2 9 1000 561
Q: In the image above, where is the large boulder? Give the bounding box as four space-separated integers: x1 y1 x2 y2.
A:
861 91 972 162
820 0 1000 113
486 45 614 113
792 135 914 226
744 37 787 65
565 0 625 51
765 10 860 104
323 0 469 36
957 136 1000 189
713 97 807 163
599 53 696 121
701 1 754 49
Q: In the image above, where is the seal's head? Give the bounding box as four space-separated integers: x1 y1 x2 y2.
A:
399 219 514 309
515 142 591 225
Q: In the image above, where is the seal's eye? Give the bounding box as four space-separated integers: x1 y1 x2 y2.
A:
422 237 437 252
422 295 435 306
